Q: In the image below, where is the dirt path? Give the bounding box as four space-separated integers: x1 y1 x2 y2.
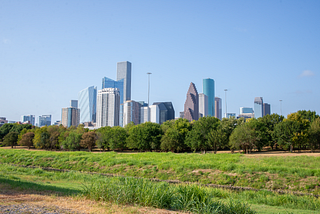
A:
0 185 184 214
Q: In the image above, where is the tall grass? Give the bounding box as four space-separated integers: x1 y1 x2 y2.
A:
82 177 255 214
2 163 320 212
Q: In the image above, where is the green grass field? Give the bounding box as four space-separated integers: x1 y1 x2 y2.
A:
1 148 320 194
1 148 320 213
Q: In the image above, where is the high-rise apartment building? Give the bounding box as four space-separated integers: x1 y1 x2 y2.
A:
199 93 208 118
203 78 215 116
61 107 80 128
215 97 222 120
39 115 51 127
21 115 35 126
254 97 263 118
263 103 271 116
79 86 97 123
123 100 141 126
96 88 120 127
184 82 199 122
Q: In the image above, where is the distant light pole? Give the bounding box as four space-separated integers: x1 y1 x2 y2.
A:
147 72 152 122
279 100 282 116
224 89 228 118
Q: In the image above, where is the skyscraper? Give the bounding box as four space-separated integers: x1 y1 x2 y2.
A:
254 97 263 118
39 115 51 127
61 107 80 128
70 100 78 108
203 78 215 116
184 82 199 122
215 97 222 120
152 102 175 124
123 100 141 126
96 88 120 127
263 103 271 116
78 86 97 123
21 115 35 126
117 61 132 102
140 106 149 124
199 93 208 118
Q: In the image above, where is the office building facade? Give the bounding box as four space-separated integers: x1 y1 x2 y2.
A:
79 86 97 123
117 61 132 102
39 115 51 127
140 106 149 123
199 93 208 118
240 107 254 114
215 97 222 120
203 78 215 116
70 100 78 108
152 102 175 124
61 107 80 128
263 103 271 116
21 115 35 126
150 105 160 124
184 82 199 122
96 88 120 127
254 97 264 118
123 100 141 126
226 113 236 119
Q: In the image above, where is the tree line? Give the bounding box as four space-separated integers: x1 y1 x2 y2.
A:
1 110 319 153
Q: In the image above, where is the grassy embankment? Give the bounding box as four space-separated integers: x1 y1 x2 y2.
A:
1 163 320 213
1 149 320 194
2 148 320 212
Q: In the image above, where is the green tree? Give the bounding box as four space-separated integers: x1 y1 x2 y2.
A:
160 118 191 152
185 116 220 153
47 125 61 150
18 132 35 149
259 114 284 150
297 110 319 122
95 126 112 151
39 132 50 149
208 123 225 154
309 118 320 152
109 126 127 151
3 132 19 148
127 122 162 151
33 126 48 149
61 131 82 151
229 123 260 154
80 131 97 152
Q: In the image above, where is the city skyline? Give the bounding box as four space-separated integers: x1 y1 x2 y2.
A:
1 1 319 122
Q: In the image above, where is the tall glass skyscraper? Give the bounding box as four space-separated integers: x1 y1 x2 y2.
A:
117 61 131 101
78 86 97 123
254 97 263 118
203 78 215 117
102 61 132 127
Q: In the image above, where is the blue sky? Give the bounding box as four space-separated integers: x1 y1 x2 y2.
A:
1 0 319 123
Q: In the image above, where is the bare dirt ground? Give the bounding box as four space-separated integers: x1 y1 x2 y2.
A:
0 185 184 214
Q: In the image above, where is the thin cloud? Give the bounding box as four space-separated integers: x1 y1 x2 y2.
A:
292 90 312 95
299 70 315 77
2 38 10 44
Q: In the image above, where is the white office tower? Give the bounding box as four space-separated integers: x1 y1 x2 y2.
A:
199 93 208 118
96 88 120 127
140 106 149 124
123 100 141 126
150 104 159 124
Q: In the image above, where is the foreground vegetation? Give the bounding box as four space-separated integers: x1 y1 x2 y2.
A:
2 149 320 195
2 163 320 213
1 110 319 154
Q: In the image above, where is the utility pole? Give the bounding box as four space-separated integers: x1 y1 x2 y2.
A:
224 89 228 118
147 72 152 122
